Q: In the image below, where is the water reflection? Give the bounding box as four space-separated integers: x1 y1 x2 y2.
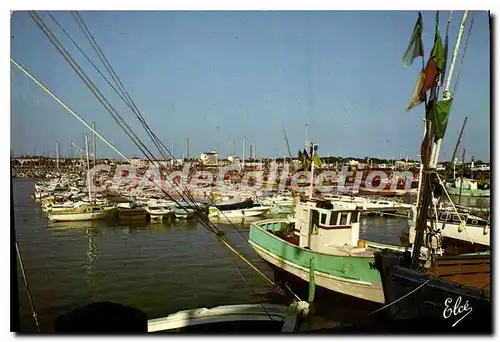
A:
47 220 111 231
85 228 99 288
172 219 198 230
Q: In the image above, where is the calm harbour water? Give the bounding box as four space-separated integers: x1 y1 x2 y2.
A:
14 179 411 332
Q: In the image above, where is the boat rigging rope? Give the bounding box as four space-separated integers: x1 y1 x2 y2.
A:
69 11 172 162
46 12 148 130
27 13 213 224
229 255 276 321
368 279 431 316
10 57 287 299
13 53 217 242
435 173 474 244
62 11 259 239
28 12 158 164
16 242 40 332
23 11 303 303
329 278 431 331
10 58 129 162
68 11 271 253
48 11 252 236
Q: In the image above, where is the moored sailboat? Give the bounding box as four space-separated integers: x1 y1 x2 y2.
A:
47 204 117 222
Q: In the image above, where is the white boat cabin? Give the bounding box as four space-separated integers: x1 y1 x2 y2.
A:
294 199 361 253
454 178 479 190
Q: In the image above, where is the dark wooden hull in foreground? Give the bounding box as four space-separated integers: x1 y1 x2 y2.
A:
372 252 491 334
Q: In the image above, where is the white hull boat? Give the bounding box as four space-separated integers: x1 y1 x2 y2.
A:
148 302 309 333
209 205 272 218
145 200 175 221
408 207 490 247
173 207 196 219
48 205 117 222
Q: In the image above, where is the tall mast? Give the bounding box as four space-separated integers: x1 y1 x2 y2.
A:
430 11 469 168
92 121 96 165
216 126 219 158
415 119 426 212
85 133 92 203
309 146 314 200
242 137 246 169
458 148 465 205
446 116 468 181
56 141 59 170
305 124 308 147
411 11 469 268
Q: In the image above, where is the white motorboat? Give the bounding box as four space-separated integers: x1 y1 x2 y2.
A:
260 195 294 214
208 199 272 218
145 200 176 221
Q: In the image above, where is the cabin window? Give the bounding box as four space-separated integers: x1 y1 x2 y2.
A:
320 213 327 225
330 213 339 226
351 212 358 223
452 215 460 222
312 210 320 227
340 213 348 226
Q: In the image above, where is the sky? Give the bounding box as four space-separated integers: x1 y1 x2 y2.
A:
10 11 491 162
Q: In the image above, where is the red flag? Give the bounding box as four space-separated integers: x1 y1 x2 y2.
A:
421 59 440 94
418 12 445 101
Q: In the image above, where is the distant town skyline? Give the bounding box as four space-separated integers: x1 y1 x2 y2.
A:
11 11 491 161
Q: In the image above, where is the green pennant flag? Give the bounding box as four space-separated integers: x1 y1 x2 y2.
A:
402 12 424 67
297 149 304 169
431 99 453 141
312 152 322 168
421 12 446 94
